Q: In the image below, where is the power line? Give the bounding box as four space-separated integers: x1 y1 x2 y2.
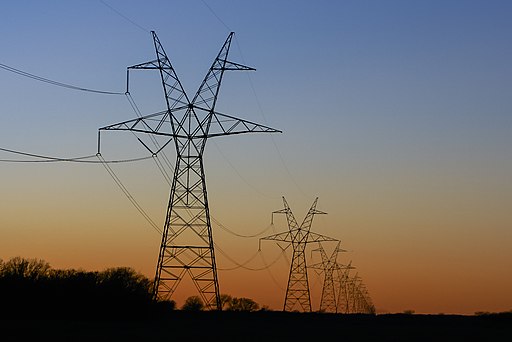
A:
211 141 278 199
0 62 124 95
124 92 175 174
216 249 261 271
96 153 162 235
215 220 274 239
215 243 289 271
233 36 310 199
259 250 286 291
200 0 231 32
0 146 152 164
99 0 149 33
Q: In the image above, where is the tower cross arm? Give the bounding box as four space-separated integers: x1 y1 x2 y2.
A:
308 261 326 271
306 232 338 244
259 231 293 243
127 59 161 69
204 111 281 138
98 110 187 138
212 60 255 71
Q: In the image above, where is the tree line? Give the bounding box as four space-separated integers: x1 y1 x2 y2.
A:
0 257 170 318
0 257 262 318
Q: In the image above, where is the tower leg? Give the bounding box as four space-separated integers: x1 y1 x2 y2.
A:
153 153 220 310
284 246 311 312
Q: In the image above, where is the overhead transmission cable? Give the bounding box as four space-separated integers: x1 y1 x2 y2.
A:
200 0 232 32
96 153 162 235
0 146 152 164
0 62 124 95
99 0 149 33
198 0 310 199
124 92 175 175
215 221 274 239
215 242 289 271
259 249 286 291
234 37 310 199
211 141 278 200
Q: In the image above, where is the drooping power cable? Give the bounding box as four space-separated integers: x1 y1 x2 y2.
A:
0 146 152 164
0 62 124 95
96 153 162 235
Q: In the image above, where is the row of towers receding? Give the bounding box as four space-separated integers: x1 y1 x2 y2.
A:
100 31 373 313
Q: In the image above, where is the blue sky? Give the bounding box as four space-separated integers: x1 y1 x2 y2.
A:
1 1 511 313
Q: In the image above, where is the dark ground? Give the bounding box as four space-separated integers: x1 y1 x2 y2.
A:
1 312 510 342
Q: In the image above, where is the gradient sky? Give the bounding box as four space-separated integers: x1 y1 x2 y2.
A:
0 0 511 314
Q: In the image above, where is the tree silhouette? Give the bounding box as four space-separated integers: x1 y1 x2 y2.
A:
219 294 233 311
227 297 260 312
182 296 204 311
1 256 50 280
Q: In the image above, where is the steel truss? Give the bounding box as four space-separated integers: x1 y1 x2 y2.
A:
335 260 354 313
100 31 280 310
260 197 336 312
337 269 375 314
310 241 345 313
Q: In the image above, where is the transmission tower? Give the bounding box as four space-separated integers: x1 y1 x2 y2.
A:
310 241 344 313
99 31 280 310
335 260 354 314
260 197 336 312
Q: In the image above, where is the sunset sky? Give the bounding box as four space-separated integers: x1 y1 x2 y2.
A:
0 0 511 314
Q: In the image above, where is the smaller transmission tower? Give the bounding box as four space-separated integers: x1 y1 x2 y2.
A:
260 197 336 312
335 260 354 313
310 241 344 313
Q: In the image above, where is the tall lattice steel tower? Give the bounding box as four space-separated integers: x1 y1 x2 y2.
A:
99 31 280 310
260 197 336 312
310 241 344 313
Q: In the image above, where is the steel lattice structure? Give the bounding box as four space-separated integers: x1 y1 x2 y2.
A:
260 197 336 312
338 270 375 314
310 241 344 313
99 31 280 310
335 260 354 313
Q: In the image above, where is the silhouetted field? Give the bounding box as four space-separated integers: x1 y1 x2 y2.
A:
0 312 510 341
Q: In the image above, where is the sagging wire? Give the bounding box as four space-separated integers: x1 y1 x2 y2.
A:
0 62 124 95
200 0 232 32
96 153 162 235
215 242 290 271
233 36 310 199
259 248 286 291
211 141 278 199
0 146 152 164
99 0 149 33
214 221 274 239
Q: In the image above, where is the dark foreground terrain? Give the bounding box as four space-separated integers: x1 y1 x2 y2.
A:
1 311 510 342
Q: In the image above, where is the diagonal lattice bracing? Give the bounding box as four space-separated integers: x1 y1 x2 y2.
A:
260 197 337 312
99 31 280 310
335 260 354 313
310 241 345 313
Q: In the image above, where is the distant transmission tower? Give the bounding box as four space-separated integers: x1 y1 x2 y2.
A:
335 260 354 313
99 31 280 310
310 241 344 313
260 197 336 312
